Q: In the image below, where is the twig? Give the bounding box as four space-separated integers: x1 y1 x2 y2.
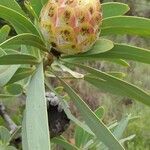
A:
0 102 18 134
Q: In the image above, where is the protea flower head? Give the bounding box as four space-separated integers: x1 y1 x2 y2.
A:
40 0 102 55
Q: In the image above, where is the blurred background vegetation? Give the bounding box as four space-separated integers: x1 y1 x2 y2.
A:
0 0 150 150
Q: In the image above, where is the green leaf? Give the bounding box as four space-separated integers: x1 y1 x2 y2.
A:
59 79 124 150
25 63 50 150
119 135 135 144
95 106 105 119
74 123 92 148
0 54 39 65
101 16 150 37
0 0 26 16
7 67 35 85
0 25 11 43
22 112 29 150
3 49 19 55
0 126 11 145
107 72 126 79
52 137 79 150
5 146 17 150
113 115 131 139
0 5 39 35
74 106 105 148
83 39 114 55
0 33 48 52
5 83 23 95
75 125 86 148
108 59 130 67
102 2 130 18
73 64 150 106
21 45 41 60
41 0 48 5
0 48 6 57
62 44 150 64
101 115 131 150
0 145 5 150
0 65 19 87
24 1 39 21
0 145 17 150
94 44 150 64
29 0 44 17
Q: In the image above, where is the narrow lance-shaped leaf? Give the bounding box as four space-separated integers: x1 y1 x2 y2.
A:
2 146 17 150
0 0 26 16
0 5 40 35
62 44 150 64
41 0 48 5
93 44 150 64
21 45 41 61
7 67 35 85
0 48 6 56
85 76 150 106
107 72 126 79
2 49 19 55
0 126 11 145
52 136 79 150
113 115 131 139
102 2 130 18
75 106 105 148
0 65 19 87
0 33 48 52
0 54 39 65
95 106 105 119
0 25 11 43
25 63 51 150
66 63 150 106
22 112 29 150
108 59 130 67
58 78 124 150
24 1 39 21
5 83 23 96
101 16 150 37
119 135 135 144
63 57 129 67
29 0 44 17
75 125 86 148
102 115 131 150
97 116 134 150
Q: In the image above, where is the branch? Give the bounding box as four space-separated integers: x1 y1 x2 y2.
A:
0 102 18 134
